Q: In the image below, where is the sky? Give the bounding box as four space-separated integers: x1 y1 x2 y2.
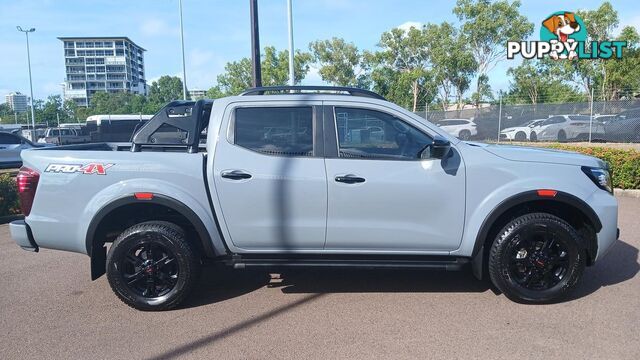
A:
1 0 639 101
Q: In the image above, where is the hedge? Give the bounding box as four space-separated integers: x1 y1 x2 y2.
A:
0 174 20 217
542 145 640 190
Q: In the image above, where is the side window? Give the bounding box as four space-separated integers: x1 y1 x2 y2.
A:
544 117 561 125
335 107 432 160
0 133 21 145
234 107 313 157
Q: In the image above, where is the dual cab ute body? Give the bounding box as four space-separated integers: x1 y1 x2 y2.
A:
10 87 619 310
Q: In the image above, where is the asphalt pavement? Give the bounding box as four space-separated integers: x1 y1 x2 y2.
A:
1 197 639 359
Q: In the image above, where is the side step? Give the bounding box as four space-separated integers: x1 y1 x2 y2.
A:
225 255 469 271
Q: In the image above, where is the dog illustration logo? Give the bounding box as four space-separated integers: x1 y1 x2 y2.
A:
540 11 587 60
507 11 625 60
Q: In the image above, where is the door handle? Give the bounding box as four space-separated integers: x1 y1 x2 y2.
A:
221 170 252 180
335 174 365 184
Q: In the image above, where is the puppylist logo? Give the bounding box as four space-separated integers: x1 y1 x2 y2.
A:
508 11 627 60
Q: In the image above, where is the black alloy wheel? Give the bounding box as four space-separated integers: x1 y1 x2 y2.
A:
506 225 570 290
120 241 178 298
489 213 585 303
107 221 200 311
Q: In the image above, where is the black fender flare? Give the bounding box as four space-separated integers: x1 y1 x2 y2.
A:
86 194 219 280
470 190 602 279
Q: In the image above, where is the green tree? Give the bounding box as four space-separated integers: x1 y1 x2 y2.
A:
453 0 533 106
602 26 640 100
568 2 619 102
424 22 477 110
82 92 153 117
470 74 493 105
38 95 66 124
309 38 364 86
148 76 185 107
506 59 584 105
368 25 432 111
209 46 313 97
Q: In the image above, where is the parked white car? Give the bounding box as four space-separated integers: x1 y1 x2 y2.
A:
500 119 545 141
37 127 90 145
435 119 477 140
530 115 605 142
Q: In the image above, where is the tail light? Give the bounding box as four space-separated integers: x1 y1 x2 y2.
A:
16 167 40 216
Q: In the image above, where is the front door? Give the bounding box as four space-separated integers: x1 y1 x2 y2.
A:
213 103 327 251
323 104 466 252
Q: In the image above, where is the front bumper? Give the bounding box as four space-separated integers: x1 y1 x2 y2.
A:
586 190 619 262
9 220 39 252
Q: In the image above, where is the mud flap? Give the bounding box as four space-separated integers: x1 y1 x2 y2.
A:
90 245 106 280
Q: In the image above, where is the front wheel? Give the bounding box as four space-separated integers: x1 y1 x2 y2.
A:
488 213 585 303
106 221 201 311
557 130 567 142
514 131 527 141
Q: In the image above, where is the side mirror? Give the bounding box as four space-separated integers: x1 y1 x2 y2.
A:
420 136 451 159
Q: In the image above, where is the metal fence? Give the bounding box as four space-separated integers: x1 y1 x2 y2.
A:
413 96 640 143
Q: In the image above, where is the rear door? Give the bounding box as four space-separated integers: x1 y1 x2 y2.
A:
323 103 466 252
538 116 563 140
213 101 327 251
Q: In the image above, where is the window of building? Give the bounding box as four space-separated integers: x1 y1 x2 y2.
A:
234 107 314 157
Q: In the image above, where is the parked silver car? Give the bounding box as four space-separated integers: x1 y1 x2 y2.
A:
0 132 54 169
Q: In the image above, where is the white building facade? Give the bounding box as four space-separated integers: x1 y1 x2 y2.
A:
5 92 28 113
59 37 147 107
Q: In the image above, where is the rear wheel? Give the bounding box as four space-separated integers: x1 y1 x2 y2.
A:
459 130 472 140
557 130 567 142
106 221 201 311
514 131 526 141
530 132 537 142
488 213 585 303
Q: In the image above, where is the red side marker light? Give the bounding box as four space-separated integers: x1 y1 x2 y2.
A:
134 192 154 200
537 189 557 197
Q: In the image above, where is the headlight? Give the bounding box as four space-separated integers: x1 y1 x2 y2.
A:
582 166 613 193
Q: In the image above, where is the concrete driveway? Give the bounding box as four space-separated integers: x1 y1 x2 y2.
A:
1 197 639 359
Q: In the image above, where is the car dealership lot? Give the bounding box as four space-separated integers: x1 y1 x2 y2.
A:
1 196 638 360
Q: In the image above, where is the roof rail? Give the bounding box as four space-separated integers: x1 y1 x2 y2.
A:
239 86 386 100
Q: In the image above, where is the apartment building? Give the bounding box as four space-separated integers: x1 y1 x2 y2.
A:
59 37 147 106
4 92 28 112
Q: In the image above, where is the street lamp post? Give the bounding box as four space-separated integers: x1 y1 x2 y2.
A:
250 0 262 87
178 0 188 100
287 0 295 86
17 26 36 136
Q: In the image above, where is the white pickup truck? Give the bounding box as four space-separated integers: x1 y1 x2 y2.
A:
38 127 90 145
10 86 619 311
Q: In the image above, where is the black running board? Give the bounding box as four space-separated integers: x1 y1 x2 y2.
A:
225 256 469 271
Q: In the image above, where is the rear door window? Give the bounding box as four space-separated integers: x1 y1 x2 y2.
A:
234 107 314 157
0 133 21 144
